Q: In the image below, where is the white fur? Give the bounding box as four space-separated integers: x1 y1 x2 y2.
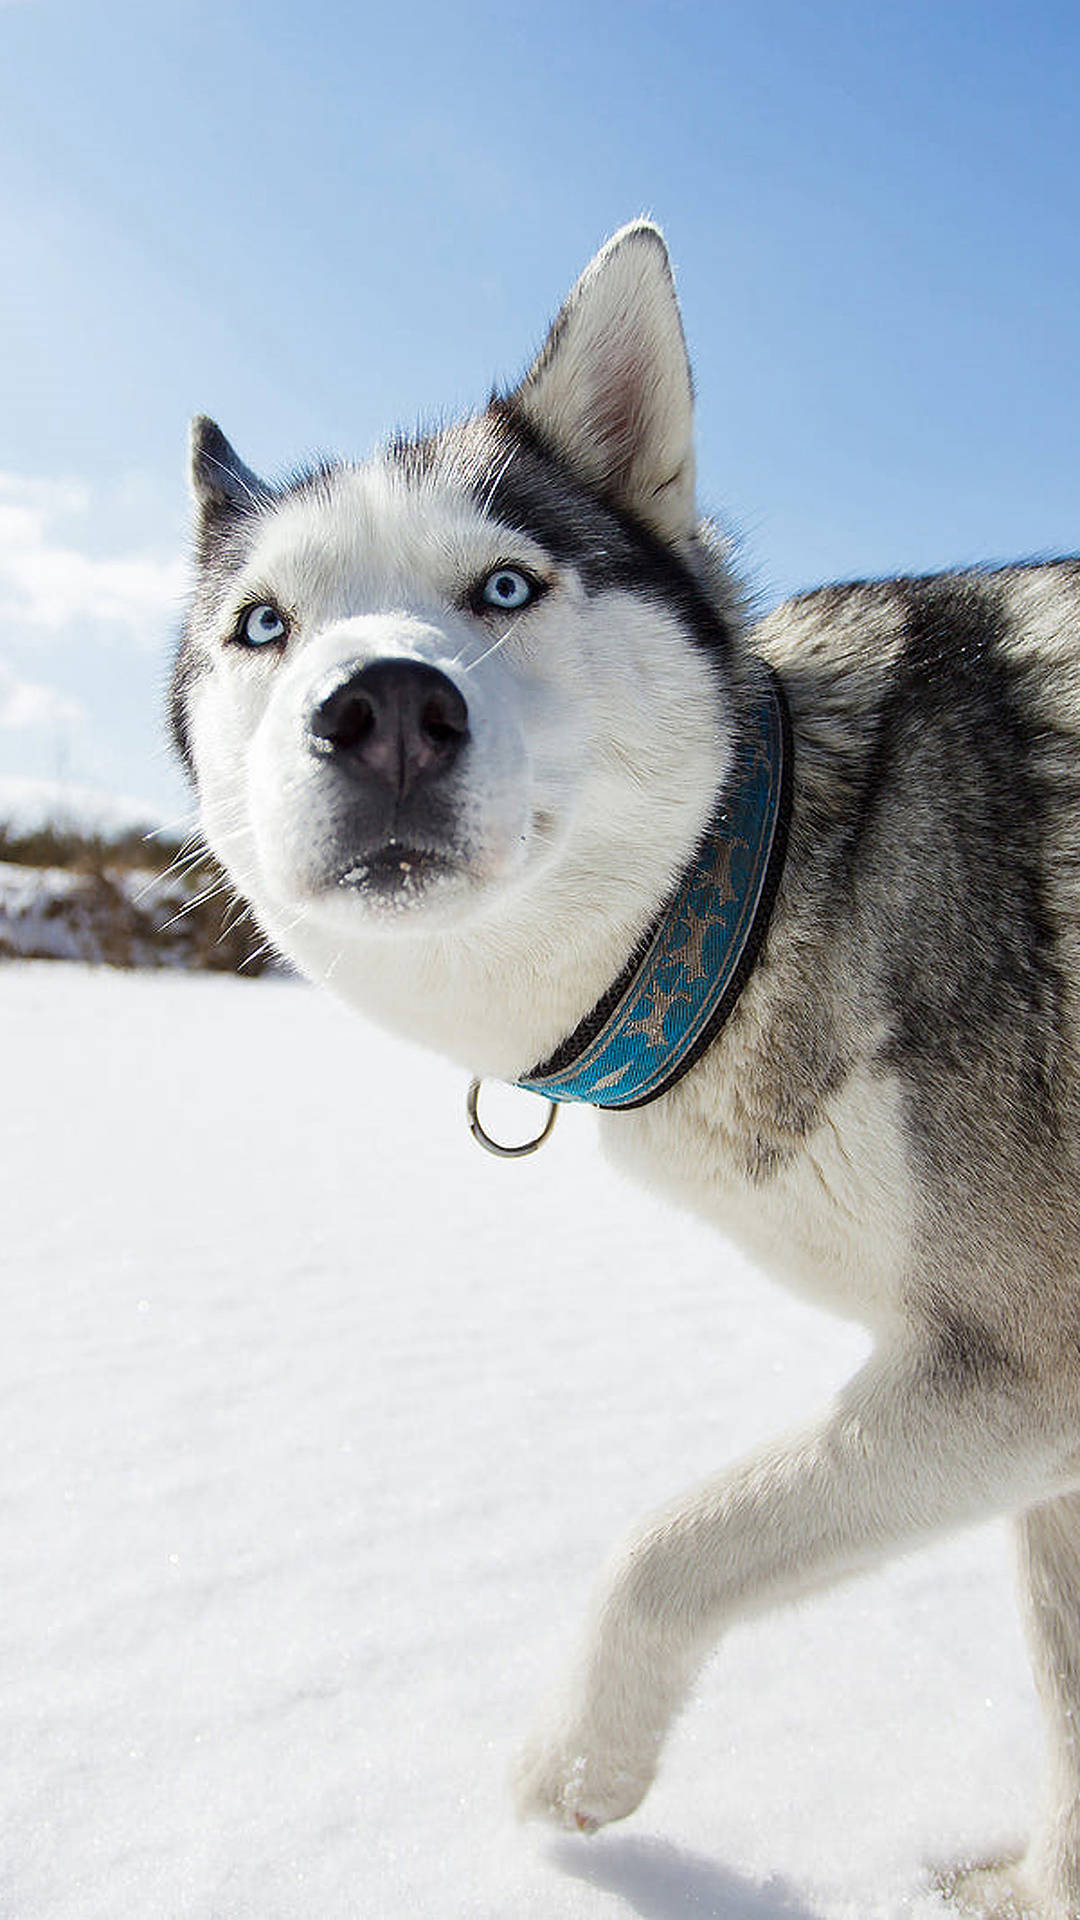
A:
611 1063 915 1335
189 459 732 1075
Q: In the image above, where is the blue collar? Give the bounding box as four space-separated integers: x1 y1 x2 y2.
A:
516 669 792 1111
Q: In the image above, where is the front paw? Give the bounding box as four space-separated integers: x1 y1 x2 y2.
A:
937 1856 1037 1918
511 1722 656 1834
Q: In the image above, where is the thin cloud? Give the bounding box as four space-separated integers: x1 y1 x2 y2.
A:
0 656 85 734
0 474 186 648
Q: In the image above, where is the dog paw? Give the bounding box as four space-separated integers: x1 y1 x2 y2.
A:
937 1856 1037 1918
511 1724 656 1833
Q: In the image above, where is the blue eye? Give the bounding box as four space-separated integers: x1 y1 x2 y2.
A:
238 603 288 647
480 568 534 611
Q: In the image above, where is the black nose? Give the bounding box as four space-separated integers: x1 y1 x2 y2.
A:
308 660 469 796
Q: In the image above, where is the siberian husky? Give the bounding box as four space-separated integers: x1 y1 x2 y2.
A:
173 223 1080 1917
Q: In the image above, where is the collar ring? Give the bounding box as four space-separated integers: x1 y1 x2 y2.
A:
466 1077 559 1158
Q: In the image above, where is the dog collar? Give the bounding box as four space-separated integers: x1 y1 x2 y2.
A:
467 667 792 1151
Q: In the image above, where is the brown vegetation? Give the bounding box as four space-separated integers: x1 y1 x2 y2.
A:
0 823 279 973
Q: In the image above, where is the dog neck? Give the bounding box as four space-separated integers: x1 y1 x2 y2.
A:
514 670 792 1110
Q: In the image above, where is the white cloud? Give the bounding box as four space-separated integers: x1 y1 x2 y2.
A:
0 656 85 734
0 474 187 648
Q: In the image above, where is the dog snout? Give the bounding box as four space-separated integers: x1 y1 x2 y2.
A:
308 659 469 797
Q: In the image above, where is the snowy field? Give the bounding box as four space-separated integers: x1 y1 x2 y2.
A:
1 962 1045 1918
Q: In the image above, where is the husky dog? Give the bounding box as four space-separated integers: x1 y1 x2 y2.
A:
173 223 1080 1917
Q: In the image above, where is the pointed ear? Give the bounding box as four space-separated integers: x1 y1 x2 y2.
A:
505 222 696 546
188 416 268 547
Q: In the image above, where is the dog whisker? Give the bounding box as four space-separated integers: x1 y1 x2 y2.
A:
460 613 524 677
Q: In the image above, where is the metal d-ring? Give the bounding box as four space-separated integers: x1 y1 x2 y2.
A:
466 1077 559 1158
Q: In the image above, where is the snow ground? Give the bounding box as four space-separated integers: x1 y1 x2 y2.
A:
1 963 1045 1919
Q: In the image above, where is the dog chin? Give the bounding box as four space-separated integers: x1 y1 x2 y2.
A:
336 844 462 910
275 836 505 935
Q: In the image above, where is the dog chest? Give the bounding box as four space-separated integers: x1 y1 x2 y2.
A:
602 1064 915 1333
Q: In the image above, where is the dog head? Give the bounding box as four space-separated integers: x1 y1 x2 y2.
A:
173 224 743 1065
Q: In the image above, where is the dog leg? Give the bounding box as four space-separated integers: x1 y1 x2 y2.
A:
514 1342 1072 1838
984 1492 1080 1919
938 1857 1035 1918
941 1494 1080 1918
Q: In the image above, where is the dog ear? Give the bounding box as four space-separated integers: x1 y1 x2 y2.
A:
189 417 268 548
506 222 696 546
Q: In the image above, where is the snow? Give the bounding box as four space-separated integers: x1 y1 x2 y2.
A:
0 961 1046 1917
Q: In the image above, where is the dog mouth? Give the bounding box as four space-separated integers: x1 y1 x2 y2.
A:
335 840 459 900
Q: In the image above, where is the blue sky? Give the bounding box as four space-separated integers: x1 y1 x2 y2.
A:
2 0 1079 816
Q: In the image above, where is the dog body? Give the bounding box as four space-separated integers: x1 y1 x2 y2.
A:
174 225 1080 1915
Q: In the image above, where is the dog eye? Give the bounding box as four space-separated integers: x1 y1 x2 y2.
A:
479 568 535 611
235 603 288 648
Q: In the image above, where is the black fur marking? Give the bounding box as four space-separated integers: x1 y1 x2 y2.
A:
391 406 732 661
488 402 730 655
277 457 349 508
168 640 207 774
928 1303 1013 1389
848 575 1069 1158
193 496 254 568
